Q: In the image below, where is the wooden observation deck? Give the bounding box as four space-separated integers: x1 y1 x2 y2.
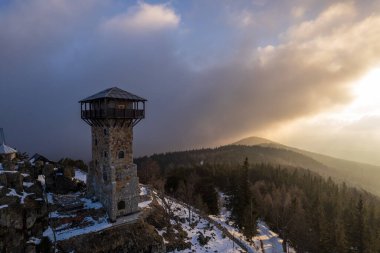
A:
79 87 146 127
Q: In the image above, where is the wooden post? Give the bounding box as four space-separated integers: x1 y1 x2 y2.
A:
104 99 107 117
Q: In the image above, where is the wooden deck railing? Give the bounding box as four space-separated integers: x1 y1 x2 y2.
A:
81 109 144 119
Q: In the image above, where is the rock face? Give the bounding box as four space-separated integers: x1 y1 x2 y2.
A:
57 220 165 253
0 171 49 253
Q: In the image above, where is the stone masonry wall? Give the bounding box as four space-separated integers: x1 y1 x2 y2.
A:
87 120 139 221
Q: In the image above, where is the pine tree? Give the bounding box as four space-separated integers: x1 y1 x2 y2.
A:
335 216 349 253
354 196 365 253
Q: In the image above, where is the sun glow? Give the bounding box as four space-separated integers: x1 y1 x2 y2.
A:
265 66 380 165
352 67 380 111
319 66 380 123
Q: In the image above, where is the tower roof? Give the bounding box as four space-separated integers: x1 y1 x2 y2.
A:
0 143 17 155
80 87 147 103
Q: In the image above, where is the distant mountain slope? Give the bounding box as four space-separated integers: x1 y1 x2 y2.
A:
145 145 329 172
231 136 274 146
138 145 343 187
234 136 380 196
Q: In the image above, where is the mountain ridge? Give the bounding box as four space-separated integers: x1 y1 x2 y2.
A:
233 136 380 168
232 136 380 196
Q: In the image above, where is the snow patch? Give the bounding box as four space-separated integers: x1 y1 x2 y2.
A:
138 199 152 208
0 204 8 209
50 211 76 218
37 175 46 189
43 226 54 240
74 169 87 183
27 237 41 245
139 185 148 196
47 193 54 204
0 170 18 174
6 188 33 204
81 197 103 210
23 182 34 188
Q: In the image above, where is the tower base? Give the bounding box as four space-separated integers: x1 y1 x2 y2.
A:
87 164 139 221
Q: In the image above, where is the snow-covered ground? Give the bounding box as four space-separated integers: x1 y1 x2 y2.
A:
140 185 148 196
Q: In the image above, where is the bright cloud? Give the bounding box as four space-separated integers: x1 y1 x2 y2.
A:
101 2 180 33
285 2 357 42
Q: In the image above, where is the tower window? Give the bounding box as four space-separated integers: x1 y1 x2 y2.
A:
95 139 98 146
118 151 125 159
102 167 107 182
103 128 108 136
104 151 108 158
118 201 125 210
95 160 98 166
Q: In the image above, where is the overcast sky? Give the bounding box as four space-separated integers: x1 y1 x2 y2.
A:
1 0 380 164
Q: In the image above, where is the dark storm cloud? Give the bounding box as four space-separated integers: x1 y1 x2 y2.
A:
1 0 380 161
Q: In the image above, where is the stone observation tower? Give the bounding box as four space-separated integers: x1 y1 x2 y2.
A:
79 87 146 221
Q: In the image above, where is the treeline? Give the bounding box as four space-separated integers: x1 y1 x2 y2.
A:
136 156 380 253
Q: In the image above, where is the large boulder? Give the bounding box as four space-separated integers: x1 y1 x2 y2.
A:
0 171 23 191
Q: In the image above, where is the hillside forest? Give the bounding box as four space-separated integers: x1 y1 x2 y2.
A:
136 149 380 253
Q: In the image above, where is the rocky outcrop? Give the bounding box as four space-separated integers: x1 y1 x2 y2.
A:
0 170 49 253
0 165 166 253
57 220 165 253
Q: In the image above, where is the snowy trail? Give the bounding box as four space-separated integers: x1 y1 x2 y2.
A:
205 215 256 253
254 222 287 253
209 192 295 253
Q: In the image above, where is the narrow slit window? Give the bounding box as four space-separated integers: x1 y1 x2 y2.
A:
118 201 125 210
118 151 125 159
102 167 107 182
